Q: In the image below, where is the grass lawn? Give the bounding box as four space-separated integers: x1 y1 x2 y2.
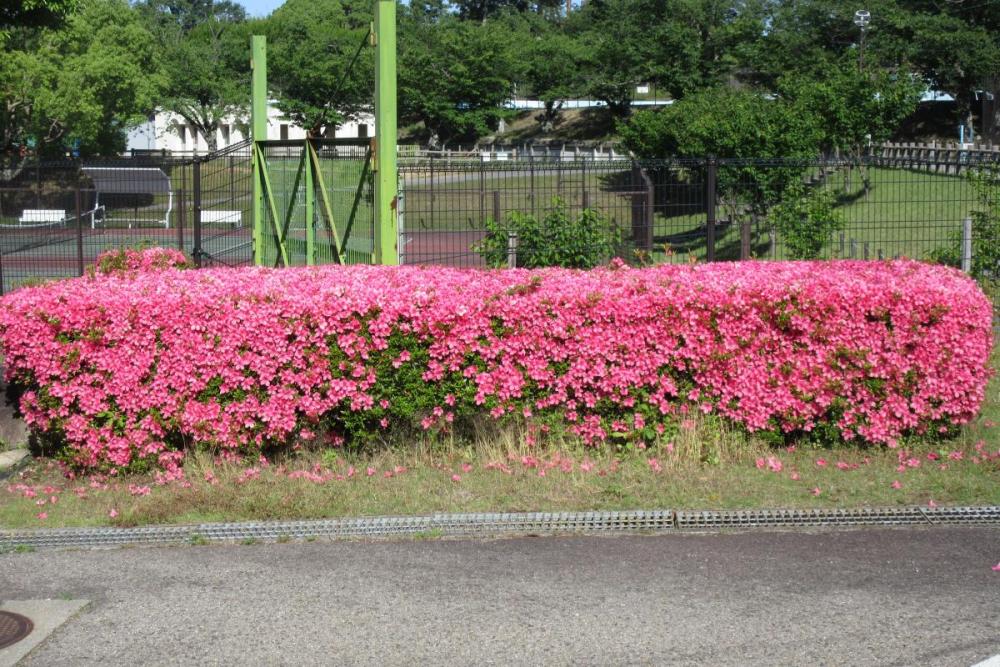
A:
2 345 996 531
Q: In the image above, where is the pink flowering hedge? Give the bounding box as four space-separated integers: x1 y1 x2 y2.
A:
0 248 993 472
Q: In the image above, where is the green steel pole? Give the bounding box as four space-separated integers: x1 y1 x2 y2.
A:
374 0 398 265
305 141 315 266
251 35 268 266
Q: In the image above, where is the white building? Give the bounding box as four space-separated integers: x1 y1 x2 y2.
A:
126 104 374 154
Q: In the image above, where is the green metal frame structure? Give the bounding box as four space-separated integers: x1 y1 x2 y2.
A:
249 0 397 267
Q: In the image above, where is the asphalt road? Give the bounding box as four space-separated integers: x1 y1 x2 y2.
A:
2 526 999 666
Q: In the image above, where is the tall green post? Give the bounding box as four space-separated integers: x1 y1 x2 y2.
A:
374 0 398 265
251 35 268 266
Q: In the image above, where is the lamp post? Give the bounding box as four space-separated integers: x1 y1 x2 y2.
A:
854 10 871 72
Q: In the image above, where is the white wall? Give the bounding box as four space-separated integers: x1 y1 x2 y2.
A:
126 104 374 154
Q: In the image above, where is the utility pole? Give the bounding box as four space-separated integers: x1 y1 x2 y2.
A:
854 10 870 72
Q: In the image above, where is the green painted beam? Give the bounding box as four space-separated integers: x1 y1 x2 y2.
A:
254 143 291 268
374 0 398 265
308 142 345 264
251 35 268 267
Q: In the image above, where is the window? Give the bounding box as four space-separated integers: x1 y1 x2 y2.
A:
358 124 369 138
280 124 289 140
178 125 187 147
220 124 230 146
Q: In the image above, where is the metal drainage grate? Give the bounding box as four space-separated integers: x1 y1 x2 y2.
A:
0 611 33 650
0 510 676 550
674 506 1000 530
1 506 998 550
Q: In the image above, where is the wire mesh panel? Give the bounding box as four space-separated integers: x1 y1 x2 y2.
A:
316 140 375 266
196 140 253 268
399 158 654 267
258 139 374 267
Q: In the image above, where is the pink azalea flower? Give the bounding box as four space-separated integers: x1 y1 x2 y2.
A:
109 508 118 518
461 463 473 473
451 474 461 482
891 480 902 489
815 458 827 467
36 512 47 520
366 467 376 477
811 487 821 496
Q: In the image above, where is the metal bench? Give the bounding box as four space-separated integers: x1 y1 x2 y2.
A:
200 210 242 227
18 209 67 226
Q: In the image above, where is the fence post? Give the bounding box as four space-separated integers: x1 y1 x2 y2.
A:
75 188 84 276
493 190 501 224
740 219 751 260
177 187 186 252
193 160 203 268
961 217 973 273
705 157 717 262
479 158 485 225
631 163 653 252
507 231 518 269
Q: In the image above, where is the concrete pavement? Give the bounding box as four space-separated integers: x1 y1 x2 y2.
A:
2 526 999 665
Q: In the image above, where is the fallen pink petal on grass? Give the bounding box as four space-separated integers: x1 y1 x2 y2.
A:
891 480 902 489
108 508 118 518
811 487 821 496
451 474 461 482
36 512 47 520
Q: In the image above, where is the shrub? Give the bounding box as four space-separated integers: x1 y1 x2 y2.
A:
0 248 993 473
475 198 622 269
768 184 844 260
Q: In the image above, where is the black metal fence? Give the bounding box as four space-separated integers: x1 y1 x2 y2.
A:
1 149 997 294
0 142 253 293
399 154 1000 271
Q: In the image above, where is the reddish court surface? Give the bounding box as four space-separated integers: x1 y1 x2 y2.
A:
401 230 487 267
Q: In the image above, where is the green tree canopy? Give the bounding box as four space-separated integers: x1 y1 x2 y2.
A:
1 0 160 157
399 12 517 146
137 0 250 151
265 0 375 137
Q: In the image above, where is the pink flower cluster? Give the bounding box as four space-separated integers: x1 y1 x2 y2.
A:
93 247 189 276
0 250 993 471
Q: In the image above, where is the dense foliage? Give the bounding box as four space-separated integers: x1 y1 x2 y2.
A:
475 199 621 269
0 249 992 473
3 0 999 158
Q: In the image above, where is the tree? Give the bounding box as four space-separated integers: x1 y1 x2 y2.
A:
620 87 823 219
568 0 767 119
451 0 562 22
779 60 922 158
753 0 1000 141
0 0 160 158
137 0 249 152
516 24 586 131
265 0 375 137
399 14 517 146
1 0 78 34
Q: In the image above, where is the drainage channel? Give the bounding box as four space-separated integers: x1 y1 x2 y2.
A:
1 506 998 550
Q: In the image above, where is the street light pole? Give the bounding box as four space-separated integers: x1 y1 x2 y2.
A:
854 10 871 72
